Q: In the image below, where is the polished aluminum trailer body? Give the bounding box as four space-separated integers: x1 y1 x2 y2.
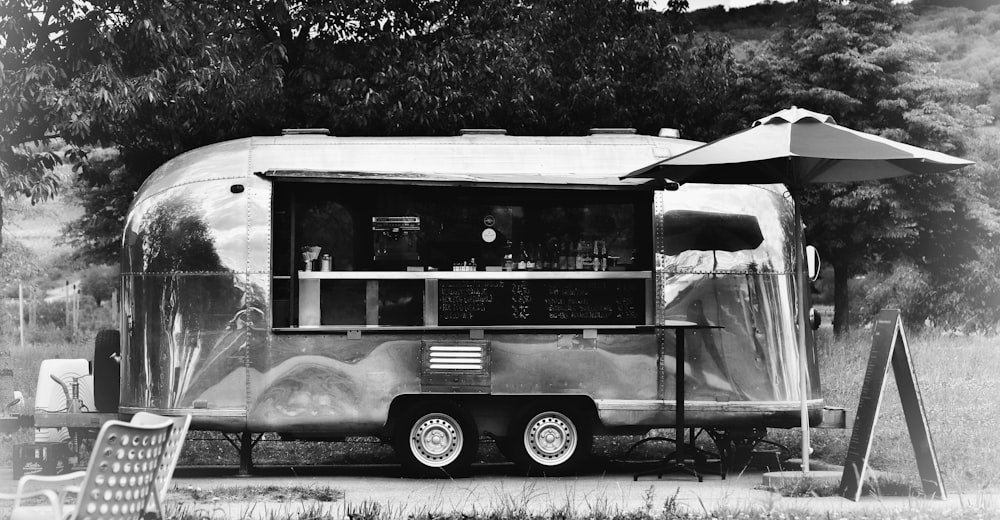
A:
119 134 821 438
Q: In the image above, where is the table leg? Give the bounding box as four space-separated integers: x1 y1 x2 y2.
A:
672 328 702 481
634 327 703 481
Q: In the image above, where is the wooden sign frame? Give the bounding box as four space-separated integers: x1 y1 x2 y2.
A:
839 309 945 501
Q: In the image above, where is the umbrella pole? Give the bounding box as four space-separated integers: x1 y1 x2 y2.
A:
794 197 811 474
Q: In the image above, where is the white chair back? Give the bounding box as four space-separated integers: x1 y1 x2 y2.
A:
131 412 192 515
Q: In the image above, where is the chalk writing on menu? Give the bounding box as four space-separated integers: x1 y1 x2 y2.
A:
438 280 643 325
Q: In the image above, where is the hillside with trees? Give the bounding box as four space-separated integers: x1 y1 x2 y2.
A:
2 0 998 335
688 0 1000 333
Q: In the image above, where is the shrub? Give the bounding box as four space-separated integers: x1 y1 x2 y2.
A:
6 295 116 334
80 264 118 307
852 261 932 328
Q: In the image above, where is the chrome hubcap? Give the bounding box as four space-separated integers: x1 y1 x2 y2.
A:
524 411 577 466
410 413 463 467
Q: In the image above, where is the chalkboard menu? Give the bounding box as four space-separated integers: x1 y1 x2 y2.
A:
839 309 945 501
438 279 644 325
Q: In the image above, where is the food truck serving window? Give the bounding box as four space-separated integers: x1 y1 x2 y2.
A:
270 183 653 329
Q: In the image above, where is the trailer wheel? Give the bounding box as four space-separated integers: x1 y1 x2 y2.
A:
93 329 120 413
393 402 478 478
510 403 592 476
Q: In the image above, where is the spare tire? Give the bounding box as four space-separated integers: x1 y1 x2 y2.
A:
93 329 120 413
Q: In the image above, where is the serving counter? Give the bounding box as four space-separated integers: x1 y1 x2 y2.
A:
292 270 654 330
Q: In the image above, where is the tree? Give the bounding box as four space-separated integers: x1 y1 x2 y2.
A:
737 0 992 335
60 148 131 262
0 0 99 408
62 0 741 263
80 264 118 307
55 0 470 262
0 1 142 239
927 125 1000 332
0 0 202 262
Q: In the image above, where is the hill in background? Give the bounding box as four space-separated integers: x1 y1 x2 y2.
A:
687 0 1000 121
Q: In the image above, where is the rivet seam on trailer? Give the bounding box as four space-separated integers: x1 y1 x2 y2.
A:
660 269 796 276
246 140 255 418
654 191 666 324
247 139 254 275
260 140 669 147
120 271 271 276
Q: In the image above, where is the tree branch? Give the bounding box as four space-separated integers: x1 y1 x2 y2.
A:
250 4 278 42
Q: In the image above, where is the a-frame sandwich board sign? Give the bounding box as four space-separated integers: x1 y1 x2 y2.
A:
839 309 946 501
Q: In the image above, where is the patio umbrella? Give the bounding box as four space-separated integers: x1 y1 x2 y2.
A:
628 107 971 183
624 106 973 472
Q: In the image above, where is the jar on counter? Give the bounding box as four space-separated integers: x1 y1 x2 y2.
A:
320 254 332 271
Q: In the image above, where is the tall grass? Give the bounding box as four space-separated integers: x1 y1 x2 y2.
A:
768 327 1000 492
161 489 999 520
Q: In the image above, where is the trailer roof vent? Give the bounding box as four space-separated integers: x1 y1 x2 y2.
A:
589 128 637 135
459 128 507 136
658 128 681 138
281 128 331 136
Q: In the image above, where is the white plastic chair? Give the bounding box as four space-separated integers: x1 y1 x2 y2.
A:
130 412 192 517
0 418 174 520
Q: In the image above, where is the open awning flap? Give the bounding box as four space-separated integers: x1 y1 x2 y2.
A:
257 168 654 189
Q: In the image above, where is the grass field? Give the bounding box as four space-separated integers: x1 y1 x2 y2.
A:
2 324 997 494
806 328 1000 492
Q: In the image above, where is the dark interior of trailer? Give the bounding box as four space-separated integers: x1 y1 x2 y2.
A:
270 182 653 328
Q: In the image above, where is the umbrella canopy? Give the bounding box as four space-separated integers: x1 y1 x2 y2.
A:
624 107 973 185
625 106 973 474
662 210 764 255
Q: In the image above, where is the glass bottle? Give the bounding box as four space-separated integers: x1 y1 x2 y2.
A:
503 240 514 271
545 240 557 270
517 241 527 271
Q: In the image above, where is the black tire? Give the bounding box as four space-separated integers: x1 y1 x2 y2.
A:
93 329 120 413
495 436 518 462
508 402 593 476
392 401 478 478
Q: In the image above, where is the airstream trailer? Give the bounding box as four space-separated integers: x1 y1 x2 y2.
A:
115 129 823 476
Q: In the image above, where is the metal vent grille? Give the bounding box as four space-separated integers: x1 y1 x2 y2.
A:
428 345 484 371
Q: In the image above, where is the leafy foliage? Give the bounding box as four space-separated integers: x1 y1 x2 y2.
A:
734 0 994 333
52 0 741 265
4 0 1000 332
0 0 119 248
906 3 1000 118
61 148 131 262
0 237 41 289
